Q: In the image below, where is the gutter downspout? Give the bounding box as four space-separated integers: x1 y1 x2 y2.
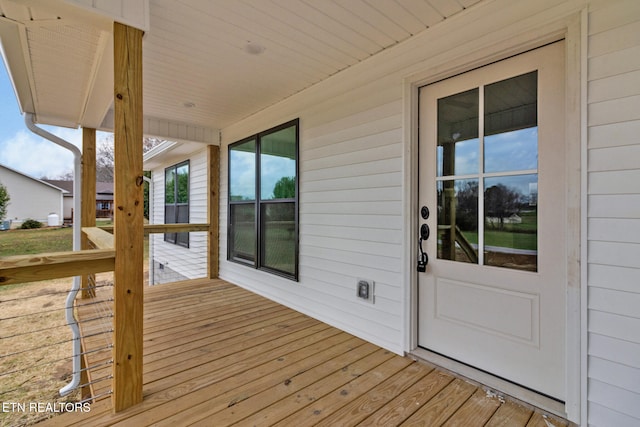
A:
25 113 83 396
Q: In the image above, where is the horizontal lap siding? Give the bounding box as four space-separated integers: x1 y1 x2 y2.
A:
150 148 208 282
587 1 640 425
220 96 404 353
216 0 605 358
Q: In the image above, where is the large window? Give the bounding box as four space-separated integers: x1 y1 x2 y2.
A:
228 119 299 279
165 160 189 247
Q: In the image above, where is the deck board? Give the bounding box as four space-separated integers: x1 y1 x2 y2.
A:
40 278 570 426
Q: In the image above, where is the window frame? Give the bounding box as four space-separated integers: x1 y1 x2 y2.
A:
227 119 299 280
164 160 190 248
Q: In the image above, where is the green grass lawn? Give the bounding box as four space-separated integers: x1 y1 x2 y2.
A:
0 227 73 256
0 220 149 259
462 230 537 250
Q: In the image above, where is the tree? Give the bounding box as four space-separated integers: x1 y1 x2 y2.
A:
0 182 9 221
484 184 525 229
455 180 478 231
272 176 295 199
55 135 165 182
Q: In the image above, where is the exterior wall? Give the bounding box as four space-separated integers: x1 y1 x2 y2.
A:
586 1 640 425
219 0 587 358
0 166 63 225
216 0 640 423
131 0 639 423
149 148 208 285
62 196 73 220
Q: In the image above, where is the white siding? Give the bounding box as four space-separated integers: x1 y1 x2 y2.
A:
587 0 640 425
149 148 208 284
218 0 591 356
221 100 405 353
0 166 63 225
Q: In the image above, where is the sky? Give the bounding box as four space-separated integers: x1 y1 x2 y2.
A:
0 59 91 180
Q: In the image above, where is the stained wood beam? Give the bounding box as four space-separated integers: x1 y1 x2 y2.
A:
81 127 97 298
112 21 144 412
208 145 220 279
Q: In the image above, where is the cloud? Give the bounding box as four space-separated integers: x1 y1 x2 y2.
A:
0 128 81 179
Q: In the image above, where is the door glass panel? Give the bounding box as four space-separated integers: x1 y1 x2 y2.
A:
484 71 538 173
435 71 539 271
484 174 538 271
485 128 538 173
437 88 479 177
437 179 479 263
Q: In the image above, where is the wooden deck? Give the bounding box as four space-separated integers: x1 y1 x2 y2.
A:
40 278 570 426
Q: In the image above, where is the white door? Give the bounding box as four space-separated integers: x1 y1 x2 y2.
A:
418 42 566 400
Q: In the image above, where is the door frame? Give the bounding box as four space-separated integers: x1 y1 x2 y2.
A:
401 8 586 424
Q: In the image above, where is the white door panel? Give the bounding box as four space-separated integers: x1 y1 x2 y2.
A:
418 42 566 400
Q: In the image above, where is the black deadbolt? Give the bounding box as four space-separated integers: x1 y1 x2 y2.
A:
420 206 429 220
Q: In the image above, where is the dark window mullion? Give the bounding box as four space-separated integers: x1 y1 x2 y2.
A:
256 138 262 270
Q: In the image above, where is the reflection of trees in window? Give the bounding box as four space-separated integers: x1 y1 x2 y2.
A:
273 176 295 199
484 184 525 230
455 181 478 231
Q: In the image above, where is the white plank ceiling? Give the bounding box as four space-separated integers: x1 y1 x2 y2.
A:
0 0 482 133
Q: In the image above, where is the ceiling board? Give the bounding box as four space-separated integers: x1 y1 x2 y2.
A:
3 0 486 133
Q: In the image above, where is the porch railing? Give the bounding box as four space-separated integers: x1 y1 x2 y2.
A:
0 222 209 420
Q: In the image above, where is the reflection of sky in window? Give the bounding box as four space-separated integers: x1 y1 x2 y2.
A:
230 150 255 200
261 154 295 199
437 138 479 176
437 128 537 177
485 127 538 173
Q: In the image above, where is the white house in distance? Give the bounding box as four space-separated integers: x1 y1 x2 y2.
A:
1 0 639 425
0 164 64 227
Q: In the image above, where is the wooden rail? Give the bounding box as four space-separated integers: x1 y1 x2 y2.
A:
83 227 115 249
0 249 115 286
98 223 210 235
0 224 210 287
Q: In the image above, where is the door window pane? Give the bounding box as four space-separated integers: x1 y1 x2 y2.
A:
484 71 537 173
229 139 256 201
484 174 538 271
260 126 296 200
437 179 479 264
434 71 539 271
437 88 479 177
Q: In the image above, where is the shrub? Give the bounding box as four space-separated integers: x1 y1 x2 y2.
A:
20 219 43 229
0 182 9 221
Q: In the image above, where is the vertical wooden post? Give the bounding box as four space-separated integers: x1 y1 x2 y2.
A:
81 127 97 299
112 22 144 412
208 145 220 279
